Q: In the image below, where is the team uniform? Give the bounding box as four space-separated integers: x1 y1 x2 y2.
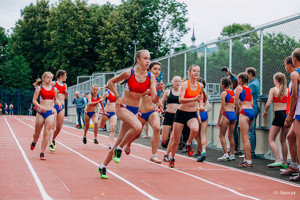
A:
272 87 288 127
54 81 66 113
222 90 237 123
104 91 117 119
85 94 100 118
38 86 55 119
239 85 254 121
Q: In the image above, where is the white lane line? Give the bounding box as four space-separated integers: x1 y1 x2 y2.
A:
17 117 158 200
21 116 300 188
4 117 53 200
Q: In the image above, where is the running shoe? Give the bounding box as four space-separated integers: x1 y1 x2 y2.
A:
94 138 99 144
83 136 87 144
280 166 299 176
125 145 131 155
193 150 201 157
40 153 46 160
150 155 162 164
197 152 206 162
98 167 108 179
113 149 122 163
49 144 55 152
30 142 36 150
161 141 168 148
187 144 193 157
163 155 170 162
229 154 235 161
52 140 56 149
169 158 175 168
267 161 283 168
290 175 300 182
238 161 253 168
282 164 289 169
108 145 112 150
218 154 229 161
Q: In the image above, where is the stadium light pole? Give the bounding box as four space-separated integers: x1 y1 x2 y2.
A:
132 40 139 61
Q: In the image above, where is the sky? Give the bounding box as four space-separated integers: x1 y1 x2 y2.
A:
0 0 299 46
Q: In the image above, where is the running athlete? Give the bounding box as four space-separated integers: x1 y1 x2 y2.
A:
124 61 165 164
217 77 236 161
160 76 181 162
235 72 254 168
196 77 209 162
285 48 300 181
99 87 117 149
30 72 61 160
83 84 106 144
281 56 299 176
98 50 160 179
49 70 68 151
263 72 289 168
169 65 204 168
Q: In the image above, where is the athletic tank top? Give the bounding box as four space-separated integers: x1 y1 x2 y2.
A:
239 85 252 102
55 81 67 94
225 90 234 103
106 91 116 103
39 86 55 101
294 68 300 115
273 86 287 103
124 69 151 93
184 80 201 99
90 94 100 106
166 89 179 104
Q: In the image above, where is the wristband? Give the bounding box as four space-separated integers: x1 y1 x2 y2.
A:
157 90 161 97
115 95 120 98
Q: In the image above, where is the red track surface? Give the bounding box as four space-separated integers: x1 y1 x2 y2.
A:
1 115 299 200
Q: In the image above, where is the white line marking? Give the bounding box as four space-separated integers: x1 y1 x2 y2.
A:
22 116 300 188
4 117 53 200
16 117 158 200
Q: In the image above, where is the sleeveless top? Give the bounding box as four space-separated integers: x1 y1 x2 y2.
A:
273 86 287 103
239 85 252 102
106 91 116 103
90 94 100 106
166 89 179 104
225 90 234 103
184 80 201 99
124 69 151 93
294 68 300 115
39 86 55 101
55 81 67 94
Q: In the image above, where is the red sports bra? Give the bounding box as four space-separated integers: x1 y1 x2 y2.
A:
40 86 55 101
184 80 201 99
90 94 100 106
55 81 66 94
273 86 287 103
107 91 116 103
124 69 151 94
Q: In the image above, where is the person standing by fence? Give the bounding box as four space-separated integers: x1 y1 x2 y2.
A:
29 103 33 116
9 103 13 115
73 91 85 129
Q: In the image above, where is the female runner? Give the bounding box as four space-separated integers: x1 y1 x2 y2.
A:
98 50 160 179
30 72 61 160
169 65 203 168
83 84 106 144
217 77 236 161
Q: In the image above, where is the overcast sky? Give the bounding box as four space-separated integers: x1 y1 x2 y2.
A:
0 0 299 46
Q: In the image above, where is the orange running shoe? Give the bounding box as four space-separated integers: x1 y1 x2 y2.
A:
187 144 193 157
169 158 175 168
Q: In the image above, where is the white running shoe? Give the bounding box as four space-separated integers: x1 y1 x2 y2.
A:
218 154 229 161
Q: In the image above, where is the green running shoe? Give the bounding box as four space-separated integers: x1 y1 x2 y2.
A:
113 149 122 163
98 167 108 179
49 144 55 152
52 141 56 149
267 161 283 168
282 164 289 169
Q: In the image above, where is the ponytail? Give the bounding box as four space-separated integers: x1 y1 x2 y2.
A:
274 72 287 98
33 78 43 87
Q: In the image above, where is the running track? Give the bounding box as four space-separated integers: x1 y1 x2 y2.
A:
1 116 299 200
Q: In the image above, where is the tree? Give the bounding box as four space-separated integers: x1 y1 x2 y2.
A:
46 0 95 85
10 0 51 83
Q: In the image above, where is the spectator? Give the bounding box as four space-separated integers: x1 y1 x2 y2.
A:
73 91 86 129
225 67 260 157
4 103 8 115
9 103 14 115
29 103 33 116
0 102 2 116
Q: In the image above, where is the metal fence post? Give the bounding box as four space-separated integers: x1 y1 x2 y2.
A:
260 30 263 96
168 57 170 83
229 39 232 72
184 53 187 79
204 47 207 81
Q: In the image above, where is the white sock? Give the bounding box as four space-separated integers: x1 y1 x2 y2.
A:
116 145 122 150
224 153 229 157
100 164 106 169
246 160 252 164
291 162 298 169
152 154 157 157
202 149 206 153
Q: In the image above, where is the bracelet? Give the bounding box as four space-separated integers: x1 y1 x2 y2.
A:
115 95 120 98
